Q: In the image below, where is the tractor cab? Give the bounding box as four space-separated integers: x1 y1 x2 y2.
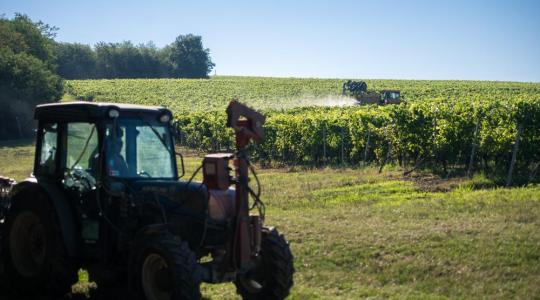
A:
33 102 179 190
342 81 402 105
381 90 401 105
32 101 188 255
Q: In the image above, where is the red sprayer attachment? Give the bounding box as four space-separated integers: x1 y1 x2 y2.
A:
202 153 233 190
226 100 266 149
226 100 266 269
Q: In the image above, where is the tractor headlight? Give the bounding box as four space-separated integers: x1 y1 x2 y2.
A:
108 109 120 118
159 113 171 123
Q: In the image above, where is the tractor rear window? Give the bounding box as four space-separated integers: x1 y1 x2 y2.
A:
38 123 58 175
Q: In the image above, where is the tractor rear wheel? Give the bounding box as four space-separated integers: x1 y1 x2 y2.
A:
130 233 201 300
1 193 77 297
235 228 294 300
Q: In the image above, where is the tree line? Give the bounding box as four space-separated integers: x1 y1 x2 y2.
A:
56 36 215 79
0 14 62 139
0 13 214 139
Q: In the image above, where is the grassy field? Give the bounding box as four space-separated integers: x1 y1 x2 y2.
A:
1 139 539 299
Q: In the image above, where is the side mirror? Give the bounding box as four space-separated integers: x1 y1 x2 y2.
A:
176 151 185 178
171 122 186 179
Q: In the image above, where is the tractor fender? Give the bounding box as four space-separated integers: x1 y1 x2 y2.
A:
10 178 79 257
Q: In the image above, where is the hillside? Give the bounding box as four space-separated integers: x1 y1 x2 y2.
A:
66 76 540 113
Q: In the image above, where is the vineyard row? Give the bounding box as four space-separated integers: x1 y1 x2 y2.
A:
174 99 540 185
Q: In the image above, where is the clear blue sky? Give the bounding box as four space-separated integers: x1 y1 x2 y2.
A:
2 0 539 82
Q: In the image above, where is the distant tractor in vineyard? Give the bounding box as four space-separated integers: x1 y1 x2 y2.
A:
342 80 401 105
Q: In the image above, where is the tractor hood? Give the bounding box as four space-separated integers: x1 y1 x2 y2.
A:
128 179 235 250
129 180 209 214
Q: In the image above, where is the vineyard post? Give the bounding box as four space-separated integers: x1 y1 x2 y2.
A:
174 124 182 146
528 162 539 184
282 144 285 163
379 142 392 173
431 109 438 172
322 124 326 163
340 126 345 165
182 129 185 146
449 150 462 179
506 123 523 187
363 129 371 166
467 119 480 178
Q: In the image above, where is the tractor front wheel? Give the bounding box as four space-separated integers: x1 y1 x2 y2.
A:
130 233 201 300
235 228 295 300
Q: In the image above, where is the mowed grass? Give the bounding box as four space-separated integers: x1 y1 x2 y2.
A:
0 139 35 180
1 140 539 299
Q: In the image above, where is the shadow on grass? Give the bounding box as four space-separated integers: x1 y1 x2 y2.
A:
0 138 35 148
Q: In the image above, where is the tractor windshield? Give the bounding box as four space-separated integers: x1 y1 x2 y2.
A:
105 117 176 179
386 92 400 99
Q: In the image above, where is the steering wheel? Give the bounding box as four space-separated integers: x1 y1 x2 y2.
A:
64 168 96 193
137 170 152 178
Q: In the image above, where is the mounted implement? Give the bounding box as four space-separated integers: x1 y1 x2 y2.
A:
342 80 401 105
0 100 294 299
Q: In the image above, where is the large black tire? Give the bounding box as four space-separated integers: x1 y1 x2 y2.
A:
235 228 295 300
130 233 201 300
1 192 78 297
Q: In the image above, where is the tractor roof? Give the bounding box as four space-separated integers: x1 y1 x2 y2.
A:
381 90 400 93
34 102 172 122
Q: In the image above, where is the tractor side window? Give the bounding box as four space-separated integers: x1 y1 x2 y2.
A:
66 123 98 171
38 123 58 175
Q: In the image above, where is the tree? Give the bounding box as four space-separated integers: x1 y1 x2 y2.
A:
3 14 58 66
55 36 214 80
167 34 214 78
56 43 97 79
94 42 119 78
93 41 171 79
114 41 142 78
0 14 63 139
137 42 171 78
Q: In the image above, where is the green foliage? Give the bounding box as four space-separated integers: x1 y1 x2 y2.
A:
66 77 540 182
57 35 214 80
55 43 97 79
0 14 63 139
166 34 215 78
66 77 540 112
172 99 539 182
1 13 58 66
93 41 172 79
